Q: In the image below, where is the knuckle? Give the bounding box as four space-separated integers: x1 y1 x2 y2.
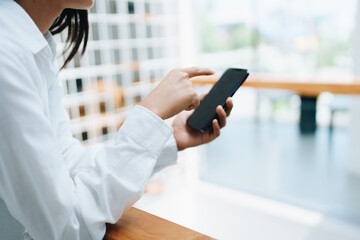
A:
170 68 180 75
182 72 189 79
189 67 197 72
184 82 193 91
185 80 193 87
191 91 198 100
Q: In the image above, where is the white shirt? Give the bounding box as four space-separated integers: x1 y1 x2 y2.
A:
0 1 178 239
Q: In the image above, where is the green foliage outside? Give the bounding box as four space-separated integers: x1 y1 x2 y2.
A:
200 15 257 53
314 34 353 68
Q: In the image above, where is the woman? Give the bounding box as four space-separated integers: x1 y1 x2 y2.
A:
0 0 233 239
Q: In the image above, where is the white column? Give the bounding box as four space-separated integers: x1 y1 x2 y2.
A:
177 0 199 67
348 0 360 176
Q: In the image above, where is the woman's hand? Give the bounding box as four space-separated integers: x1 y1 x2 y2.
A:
172 96 234 151
139 67 214 120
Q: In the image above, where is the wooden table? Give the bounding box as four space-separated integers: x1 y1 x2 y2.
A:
104 208 214 240
192 73 360 95
192 73 360 133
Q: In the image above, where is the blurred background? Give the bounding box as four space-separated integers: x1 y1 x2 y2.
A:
55 0 360 239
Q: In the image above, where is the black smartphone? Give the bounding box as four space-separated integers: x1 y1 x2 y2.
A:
186 68 249 132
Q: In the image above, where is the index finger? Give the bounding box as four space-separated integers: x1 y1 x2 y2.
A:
179 67 214 78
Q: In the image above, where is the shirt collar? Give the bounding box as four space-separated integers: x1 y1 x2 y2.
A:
9 0 50 54
44 31 58 63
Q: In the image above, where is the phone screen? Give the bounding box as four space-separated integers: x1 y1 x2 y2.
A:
186 68 249 131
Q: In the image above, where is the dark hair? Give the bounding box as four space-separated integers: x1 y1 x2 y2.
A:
50 9 89 69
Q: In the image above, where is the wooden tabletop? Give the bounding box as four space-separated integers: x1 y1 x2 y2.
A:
191 73 360 96
104 208 214 240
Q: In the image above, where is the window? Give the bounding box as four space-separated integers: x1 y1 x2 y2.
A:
132 71 140 83
74 53 81 68
90 2 97 13
81 131 88 141
131 48 138 61
107 0 117 14
94 50 102 65
113 49 122 64
99 101 106 113
145 2 151 14
133 94 142 103
146 24 152 38
76 78 83 92
149 70 156 82
147 47 154 59
67 108 73 119
66 79 71 94
91 22 100 41
79 105 86 117
102 127 108 135
196 0 356 74
58 0 179 144
129 23 136 39
116 74 123 85
128 1 135 14
109 24 119 39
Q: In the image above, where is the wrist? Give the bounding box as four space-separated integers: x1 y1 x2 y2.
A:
174 136 184 151
172 126 186 151
139 101 165 120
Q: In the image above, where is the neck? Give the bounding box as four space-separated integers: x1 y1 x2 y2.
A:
15 0 63 34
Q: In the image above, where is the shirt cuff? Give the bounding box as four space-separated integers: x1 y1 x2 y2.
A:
152 134 178 175
118 105 173 157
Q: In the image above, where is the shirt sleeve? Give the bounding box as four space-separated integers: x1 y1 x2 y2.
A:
56 105 178 181
0 48 174 240
152 134 178 174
